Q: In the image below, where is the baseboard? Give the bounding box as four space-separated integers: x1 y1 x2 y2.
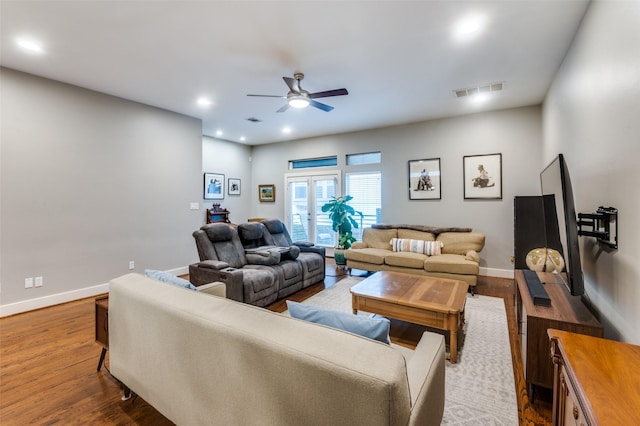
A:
0 282 110 318
479 267 514 279
0 266 191 318
167 266 189 277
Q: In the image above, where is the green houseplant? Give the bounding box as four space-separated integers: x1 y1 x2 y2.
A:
321 195 363 266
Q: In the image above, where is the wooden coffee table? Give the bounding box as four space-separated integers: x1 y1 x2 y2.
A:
350 271 469 363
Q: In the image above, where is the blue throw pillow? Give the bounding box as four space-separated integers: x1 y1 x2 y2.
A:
286 301 390 344
144 269 197 291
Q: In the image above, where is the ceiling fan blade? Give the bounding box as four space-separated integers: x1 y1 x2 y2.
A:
276 103 291 113
283 77 299 92
247 94 285 98
309 88 349 99
309 100 334 112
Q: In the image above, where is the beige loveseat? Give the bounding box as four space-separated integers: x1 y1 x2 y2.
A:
109 273 446 426
346 225 485 289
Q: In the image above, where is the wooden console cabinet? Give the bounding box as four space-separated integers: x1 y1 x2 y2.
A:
549 329 640 425
95 296 109 371
515 270 602 395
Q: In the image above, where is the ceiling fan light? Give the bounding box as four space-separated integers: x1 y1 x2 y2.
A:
288 96 309 109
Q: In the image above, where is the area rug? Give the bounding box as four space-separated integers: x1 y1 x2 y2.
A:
284 276 518 425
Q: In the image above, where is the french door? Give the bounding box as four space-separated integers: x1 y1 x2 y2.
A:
285 172 340 247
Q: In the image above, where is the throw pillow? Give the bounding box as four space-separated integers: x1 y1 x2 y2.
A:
144 269 197 291
286 301 390 344
390 238 443 256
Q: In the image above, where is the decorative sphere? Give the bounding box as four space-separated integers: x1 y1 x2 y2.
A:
525 248 565 273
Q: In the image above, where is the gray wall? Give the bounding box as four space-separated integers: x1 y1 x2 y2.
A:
251 106 543 274
202 136 252 224
1 68 203 314
542 0 640 343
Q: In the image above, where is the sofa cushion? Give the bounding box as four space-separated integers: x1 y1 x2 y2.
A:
286 301 390 344
144 269 197 290
362 228 398 249
390 238 443 256
385 252 427 269
424 254 479 275
437 232 485 255
344 247 388 265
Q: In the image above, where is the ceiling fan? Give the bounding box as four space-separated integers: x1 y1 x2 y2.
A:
247 73 348 112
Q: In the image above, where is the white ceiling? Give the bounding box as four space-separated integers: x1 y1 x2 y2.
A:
1 0 589 145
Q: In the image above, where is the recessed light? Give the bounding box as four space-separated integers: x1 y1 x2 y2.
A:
282 127 292 134
215 130 223 137
239 136 246 142
16 38 43 53
197 97 212 107
471 93 489 104
453 15 485 41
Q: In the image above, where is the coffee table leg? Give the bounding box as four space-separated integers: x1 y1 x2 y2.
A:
449 314 458 363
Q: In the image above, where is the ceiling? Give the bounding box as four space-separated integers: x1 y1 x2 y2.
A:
0 1 589 145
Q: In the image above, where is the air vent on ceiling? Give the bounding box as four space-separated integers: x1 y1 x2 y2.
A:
246 117 262 123
453 81 505 98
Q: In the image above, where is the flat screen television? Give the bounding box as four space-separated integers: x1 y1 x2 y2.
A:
540 154 585 296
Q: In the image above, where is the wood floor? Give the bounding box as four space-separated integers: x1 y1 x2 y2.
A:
0 261 552 425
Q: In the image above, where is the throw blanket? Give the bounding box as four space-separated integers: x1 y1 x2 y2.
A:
372 224 472 234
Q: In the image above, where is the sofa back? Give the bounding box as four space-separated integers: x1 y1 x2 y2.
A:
109 274 414 426
397 229 436 241
362 228 398 249
194 223 249 268
437 231 485 255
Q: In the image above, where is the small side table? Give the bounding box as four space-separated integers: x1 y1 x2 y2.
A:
95 295 109 371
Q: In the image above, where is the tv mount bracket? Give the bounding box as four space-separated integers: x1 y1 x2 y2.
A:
578 206 618 249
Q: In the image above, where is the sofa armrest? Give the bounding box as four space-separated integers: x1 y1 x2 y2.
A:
199 259 230 270
351 242 368 249
465 250 480 263
196 281 226 298
406 332 446 426
189 264 244 302
296 244 326 258
246 249 281 265
293 241 314 247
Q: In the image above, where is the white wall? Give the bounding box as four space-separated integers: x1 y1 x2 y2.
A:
543 1 640 343
0 68 203 315
251 106 543 274
202 136 252 224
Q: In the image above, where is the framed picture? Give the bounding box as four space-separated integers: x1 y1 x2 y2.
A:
258 184 275 202
463 153 502 200
228 178 241 196
204 173 224 200
408 158 441 200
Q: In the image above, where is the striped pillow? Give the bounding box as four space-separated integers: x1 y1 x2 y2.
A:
390 238 443 256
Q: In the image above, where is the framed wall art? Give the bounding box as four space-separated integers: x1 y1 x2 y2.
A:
463 153 502 200
204 173 224 200
408 158 441 200
258 184 275 202
228 178 241 196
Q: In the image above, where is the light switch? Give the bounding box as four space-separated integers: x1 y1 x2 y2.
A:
190 202 200 210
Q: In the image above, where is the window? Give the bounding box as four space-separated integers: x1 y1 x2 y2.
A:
346 152 381 165
345 171 381 240
289 156 338 169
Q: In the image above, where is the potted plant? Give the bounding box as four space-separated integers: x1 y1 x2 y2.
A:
321 195 363 266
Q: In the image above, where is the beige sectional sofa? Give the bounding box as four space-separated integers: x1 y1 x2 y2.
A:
109 273 446 426
345 225 485 289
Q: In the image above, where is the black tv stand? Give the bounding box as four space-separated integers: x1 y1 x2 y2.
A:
522 269 551 307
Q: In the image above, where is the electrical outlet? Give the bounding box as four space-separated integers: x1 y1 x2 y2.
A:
25 277 34 289
129 261 135 270
35 276 43 287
